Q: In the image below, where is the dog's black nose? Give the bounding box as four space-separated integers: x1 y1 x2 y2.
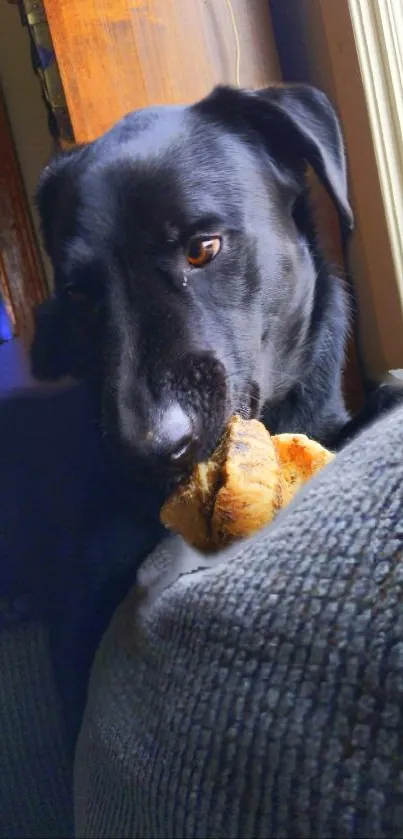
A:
153 404 196 468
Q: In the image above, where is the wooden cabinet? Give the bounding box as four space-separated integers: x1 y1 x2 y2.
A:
43 0 281 142
0 88 47 339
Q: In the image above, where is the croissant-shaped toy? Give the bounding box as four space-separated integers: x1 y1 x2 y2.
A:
161 415 335 552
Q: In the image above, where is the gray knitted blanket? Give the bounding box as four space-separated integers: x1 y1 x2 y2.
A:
74 406 403 839
0 622 73 838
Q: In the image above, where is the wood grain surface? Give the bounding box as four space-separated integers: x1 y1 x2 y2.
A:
43 0 281 142
0 89 47 339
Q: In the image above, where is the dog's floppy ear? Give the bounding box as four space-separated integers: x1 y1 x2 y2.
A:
36 144 86 259
32 146 86 381
30 296 72 381
199 84 353 231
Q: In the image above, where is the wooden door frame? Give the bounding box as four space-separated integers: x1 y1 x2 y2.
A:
0 84 48 339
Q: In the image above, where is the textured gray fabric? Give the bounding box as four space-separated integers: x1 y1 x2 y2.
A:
0 621 73 838
75 406 403 839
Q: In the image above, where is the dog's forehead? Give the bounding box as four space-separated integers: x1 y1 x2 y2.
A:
77 106 270 245
104 104 190 156
87 106 227 180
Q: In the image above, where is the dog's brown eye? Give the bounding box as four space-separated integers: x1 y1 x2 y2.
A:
186 236 221 268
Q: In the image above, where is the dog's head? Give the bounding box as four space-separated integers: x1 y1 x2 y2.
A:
31 84 352 487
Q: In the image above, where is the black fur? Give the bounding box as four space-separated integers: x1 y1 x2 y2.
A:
31 84 402 486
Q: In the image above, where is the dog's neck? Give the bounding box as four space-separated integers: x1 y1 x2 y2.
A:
262 198 350 446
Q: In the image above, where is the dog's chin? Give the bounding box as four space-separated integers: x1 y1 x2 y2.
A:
105 418 225 498
102 379 261 496
105 443 183 500
103 425 218 495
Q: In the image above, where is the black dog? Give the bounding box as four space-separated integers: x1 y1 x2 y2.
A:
31 84 402 488
29 83 403 744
